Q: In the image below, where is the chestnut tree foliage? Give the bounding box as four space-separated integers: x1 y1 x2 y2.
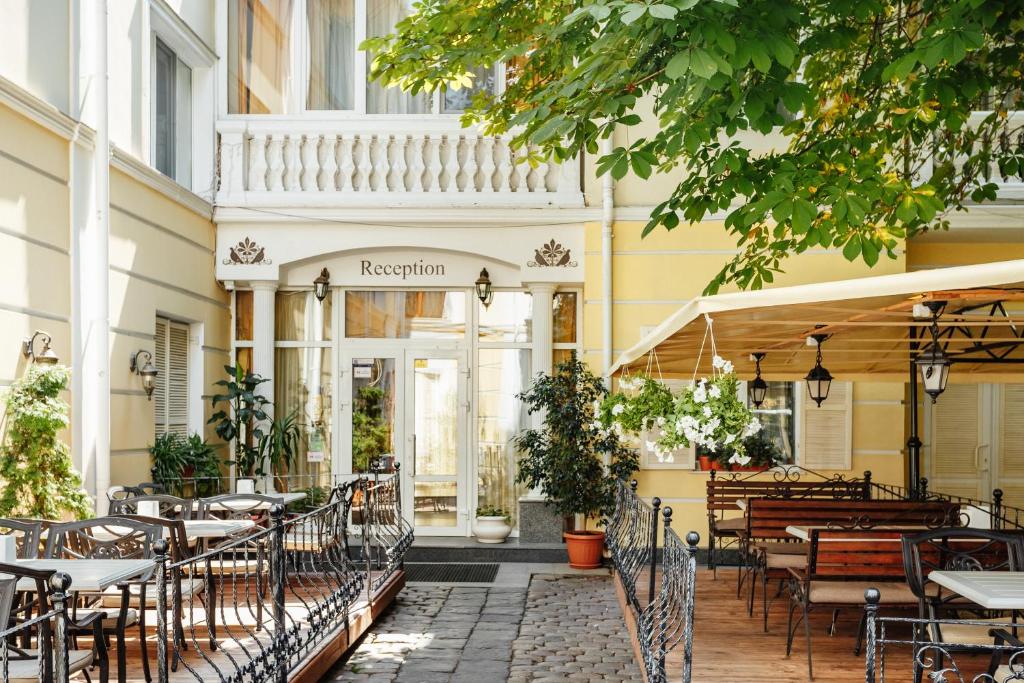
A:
366 0 1024 293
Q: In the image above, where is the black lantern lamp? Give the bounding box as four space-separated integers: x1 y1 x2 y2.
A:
22 330 59 365
804 333 833 407
915 300 950 403
130 350 159 400
313 268 331 303
748 352 768 408
475 268 494 308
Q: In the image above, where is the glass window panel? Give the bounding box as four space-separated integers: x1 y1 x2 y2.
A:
228 0 292 114
553 292 577 343
153 39 176 178
235 290 254 340
345 291 465 339
175 58 192 187
235 347 253 373
351 357 397 474
273 347 333 489
306 0 354 110
412 358 458 477
442 65 496 112
477 349 529 526
479 292 532 342
413 481 457 528
275 291 332 341
751 381 796 464
365 0 428 114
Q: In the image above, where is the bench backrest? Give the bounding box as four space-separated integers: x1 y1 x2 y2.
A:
706 473 869 515
808 529 917 581
747 498 961 541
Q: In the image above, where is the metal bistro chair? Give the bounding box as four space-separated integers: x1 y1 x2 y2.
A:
0 518 43 559
902 527 1024 679
45 518 162 683
0 564 102 683
109 494 193 521
195 493 279 647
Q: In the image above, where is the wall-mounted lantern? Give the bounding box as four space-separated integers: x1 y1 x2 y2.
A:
475 268 494 308
22 331 59 365
313 268 331 303
130 350 159 400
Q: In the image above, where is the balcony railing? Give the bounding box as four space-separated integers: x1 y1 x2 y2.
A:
216 118 584 209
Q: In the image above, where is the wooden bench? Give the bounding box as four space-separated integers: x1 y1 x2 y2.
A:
705 468 871 576
743 498 960 632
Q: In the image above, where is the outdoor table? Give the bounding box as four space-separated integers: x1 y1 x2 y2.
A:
91 518 256 542
928 571 1024 610
10 559 154 592
785 524 931 541
194 491 307 511
736 499 747 511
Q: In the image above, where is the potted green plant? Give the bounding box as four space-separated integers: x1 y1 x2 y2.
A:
514 354 639 569
352 386 391 473
732 432 782 471
259 409 302 491
209 365 272 478
474 505 512 544
0 365 92 519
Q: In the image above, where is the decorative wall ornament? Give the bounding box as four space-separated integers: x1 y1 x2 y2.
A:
528 239 577 268
224 237 272 265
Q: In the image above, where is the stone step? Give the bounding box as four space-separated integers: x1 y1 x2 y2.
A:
407 538 569 563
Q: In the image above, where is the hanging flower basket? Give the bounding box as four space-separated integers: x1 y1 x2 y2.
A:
595 375 674 450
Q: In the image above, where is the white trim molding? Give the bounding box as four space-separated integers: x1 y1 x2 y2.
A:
111 148 213 219
0 74 95 149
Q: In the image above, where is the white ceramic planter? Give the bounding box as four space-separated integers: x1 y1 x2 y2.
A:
474 516 512 544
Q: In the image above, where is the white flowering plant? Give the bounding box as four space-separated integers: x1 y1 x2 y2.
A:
594 376 674 444
657 356 762 466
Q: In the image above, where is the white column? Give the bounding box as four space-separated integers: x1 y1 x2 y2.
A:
251 281 278 407
250 281 276 492
522 282 556 502
72 0 111 513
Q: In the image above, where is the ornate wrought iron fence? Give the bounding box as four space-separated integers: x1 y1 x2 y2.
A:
148 476 411 683
0 572 75 683
864 588 1024 683
609 479 700 683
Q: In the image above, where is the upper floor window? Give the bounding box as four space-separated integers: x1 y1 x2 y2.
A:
153 38 192 185
228 0 498 115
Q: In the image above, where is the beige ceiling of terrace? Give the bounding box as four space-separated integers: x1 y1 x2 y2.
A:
609 259 1024 382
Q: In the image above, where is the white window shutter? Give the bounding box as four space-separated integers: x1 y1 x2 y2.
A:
154 319 168 434
997 384 1024 507
167 322 190 436
800 380 852 470
154 317 190 437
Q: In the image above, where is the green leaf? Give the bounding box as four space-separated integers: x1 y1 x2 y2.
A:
690 49 718 79
791 198 817 234
750 43 771 73
860 236 879 266
631 154 652 179
620 4 647 25
842 237 861 261
666 52 691 79
895 195 917 223
648 4 678 19
771 40 795 67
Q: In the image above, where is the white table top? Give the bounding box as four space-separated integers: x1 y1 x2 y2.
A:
736 499 747 511
196 491 307 511
9 559 154 592
785 524 931 542
928 571 1024 610
90 518 256 541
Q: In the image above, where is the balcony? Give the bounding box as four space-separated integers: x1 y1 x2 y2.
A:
216 117 585 210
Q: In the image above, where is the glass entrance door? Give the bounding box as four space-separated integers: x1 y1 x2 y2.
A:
406 351 468 535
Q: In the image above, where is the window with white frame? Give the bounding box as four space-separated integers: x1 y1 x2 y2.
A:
228 0 499 114
749 381 798 464
154 318 190 437
153 38 193 186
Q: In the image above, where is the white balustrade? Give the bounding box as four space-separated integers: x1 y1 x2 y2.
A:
216 118 585 207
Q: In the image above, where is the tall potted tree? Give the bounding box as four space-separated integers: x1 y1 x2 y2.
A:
514 354 638 568
208 365 272 479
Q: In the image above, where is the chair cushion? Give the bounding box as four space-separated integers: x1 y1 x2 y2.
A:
994 665 1024 680
808 581 920 605
99 578 204 607
766 552 806 570
934 618 1007 646
184 559 264 575
4 649 93 682
714 517 746 532
73 607 139 628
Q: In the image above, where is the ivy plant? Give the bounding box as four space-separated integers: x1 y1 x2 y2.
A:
366 0 1024 293
0 365 92 519
513 354 638 524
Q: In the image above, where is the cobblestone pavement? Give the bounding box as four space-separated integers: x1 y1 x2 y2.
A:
325 574 639 683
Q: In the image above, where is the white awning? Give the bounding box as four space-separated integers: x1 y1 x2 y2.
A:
609 259 1024 382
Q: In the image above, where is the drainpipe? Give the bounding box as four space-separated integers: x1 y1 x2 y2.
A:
601 136 615 376
93 0 111 513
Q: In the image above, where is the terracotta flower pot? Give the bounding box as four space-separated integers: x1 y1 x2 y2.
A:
564 530 605 569
698 455 716 471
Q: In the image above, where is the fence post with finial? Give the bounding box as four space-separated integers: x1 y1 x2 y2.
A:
49 571 72 683
993 488 1004 530
153 538 169 683
649 496 661 607
863 471 873 500
864 588 880 683
683 530 700 683
270 503 287 683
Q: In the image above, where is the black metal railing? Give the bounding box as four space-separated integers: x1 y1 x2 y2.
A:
864 588 1024 682
149 473 410 683
609 479 699 683
869 479 1024 530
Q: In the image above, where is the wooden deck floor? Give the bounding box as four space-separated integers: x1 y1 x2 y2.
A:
65 571 404 683
627 568 1005 683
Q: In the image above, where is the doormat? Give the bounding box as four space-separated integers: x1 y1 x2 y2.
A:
405 562 500 583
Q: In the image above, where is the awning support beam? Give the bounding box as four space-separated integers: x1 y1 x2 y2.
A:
908 326 922 499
